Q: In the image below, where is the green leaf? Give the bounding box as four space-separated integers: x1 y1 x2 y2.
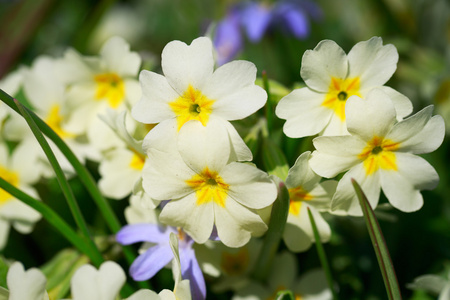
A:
14 99 104 267
307 208 338 300
352 178 402 300
262 138 289 181
0 258 9 289
252 178 289 281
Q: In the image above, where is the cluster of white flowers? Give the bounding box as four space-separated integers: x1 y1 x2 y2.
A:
0 34 444 299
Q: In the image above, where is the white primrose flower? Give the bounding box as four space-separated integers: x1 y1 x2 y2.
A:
0 143 41 250
232 251 332 300
144 119 277 248
284 151 336 252
132 36 266 161
1 262 49 300
3 56 100 177
276 36 413 138
309 89 445 216
55 36 141 151
0 69 23 123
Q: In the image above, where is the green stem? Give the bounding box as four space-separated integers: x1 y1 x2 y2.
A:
307 207 338 300
14 99 104 267
0 177 103 266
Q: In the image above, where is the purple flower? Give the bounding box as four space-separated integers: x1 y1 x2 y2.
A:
116 223 206 300
212 0 322 64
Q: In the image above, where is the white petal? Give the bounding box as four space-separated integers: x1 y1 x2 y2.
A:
177 119 230 173
100 36 141 77
0 219 10 250
310 136 365 178
284 204 330 252
223 120 253 162
308 180 337 211
376 86 413 120
295 269 332 300
162 37 214 94
142 119 178 154
320 112 349 136
143 149 196 200
159 194 214 244
380 153 439 212
71 261 125 300
345 89 396 141
126 289 160 300
214 198 267 247
132 70 179 124
387 106 445 154
331 163 381 216
7 262 47 300
286 151 321 190
213 84 267 121
203 60 266 121
221 162 277 209
408 274 447 295
301 40 348 92
276 88 333 138
347 37 398 89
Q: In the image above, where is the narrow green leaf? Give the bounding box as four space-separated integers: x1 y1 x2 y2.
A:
252 179 289 281
0 90 143 279
0 177 100 265
352 178 402 300
307 207 338 300
262 138 289 181
275 290 295 300
14 99 104 267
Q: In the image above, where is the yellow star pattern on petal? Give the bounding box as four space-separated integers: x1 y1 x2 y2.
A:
169 85 215 131
0 165 19 206
288 186 313 216
94 73 125 109
358 136 400 175
186 167 229 207
322 77 361 121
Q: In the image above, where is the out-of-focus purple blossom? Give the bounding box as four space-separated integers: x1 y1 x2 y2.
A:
213 8 243 66
116 223 206 300
213 0 322 65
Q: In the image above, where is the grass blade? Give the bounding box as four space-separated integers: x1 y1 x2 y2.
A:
307 207 338 300
351 178 402 300
14 99 104 266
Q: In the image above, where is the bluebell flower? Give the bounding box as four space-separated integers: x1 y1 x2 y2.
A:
116 223 206 300
213 0 321 65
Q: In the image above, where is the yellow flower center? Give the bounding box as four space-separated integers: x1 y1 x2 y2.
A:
129 152 146 170
221 247 249 276
94 73 125 109
45 105 75 138
288 186 313 216
169 85 215 131
322 77 361 121
0 165 19 206
185 167 229 207
358 136 400 175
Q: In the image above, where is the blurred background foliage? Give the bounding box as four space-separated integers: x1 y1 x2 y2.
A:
0 0 449 299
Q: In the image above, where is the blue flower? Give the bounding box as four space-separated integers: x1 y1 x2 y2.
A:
213 0 321 65
116 223 206 300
